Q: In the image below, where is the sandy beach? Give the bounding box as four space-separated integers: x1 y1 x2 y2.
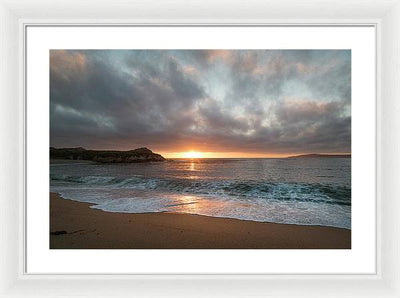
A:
50 192 351 249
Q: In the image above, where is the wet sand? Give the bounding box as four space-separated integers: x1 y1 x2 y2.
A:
50 192 351 249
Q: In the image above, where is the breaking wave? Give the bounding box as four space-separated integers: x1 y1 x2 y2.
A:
50 174 350 206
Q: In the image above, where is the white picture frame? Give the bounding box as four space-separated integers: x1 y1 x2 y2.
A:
1 0 399 297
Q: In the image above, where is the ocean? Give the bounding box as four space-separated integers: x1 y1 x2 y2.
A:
50 158 351 229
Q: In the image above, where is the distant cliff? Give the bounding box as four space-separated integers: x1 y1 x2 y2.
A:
50 147 166 163
288 153 351 158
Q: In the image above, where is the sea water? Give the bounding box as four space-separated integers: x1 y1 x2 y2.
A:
50 158 351 229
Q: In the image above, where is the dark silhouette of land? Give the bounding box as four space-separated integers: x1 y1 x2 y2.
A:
50 147 165 163
288 153 351 158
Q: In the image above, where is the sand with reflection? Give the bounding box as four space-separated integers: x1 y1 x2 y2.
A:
50 192 351 249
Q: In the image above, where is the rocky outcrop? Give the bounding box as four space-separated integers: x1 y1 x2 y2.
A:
288 153 351 158
50 147 166 163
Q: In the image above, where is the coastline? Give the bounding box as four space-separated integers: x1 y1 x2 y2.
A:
50 192 351 249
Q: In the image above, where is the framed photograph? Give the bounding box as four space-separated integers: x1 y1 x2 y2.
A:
28 26 372 275
1 0 400 297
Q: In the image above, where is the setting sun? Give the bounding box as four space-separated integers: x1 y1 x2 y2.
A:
182 151 204 158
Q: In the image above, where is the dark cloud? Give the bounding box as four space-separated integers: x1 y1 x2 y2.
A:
50 50 351 155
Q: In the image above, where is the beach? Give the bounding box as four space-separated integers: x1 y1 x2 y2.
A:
50 192 351 249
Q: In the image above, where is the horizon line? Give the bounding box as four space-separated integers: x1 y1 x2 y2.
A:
50 146 351 159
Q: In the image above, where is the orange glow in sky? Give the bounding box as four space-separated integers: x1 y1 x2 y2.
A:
181 151 204 158
161 151 291 159
160 151 351 159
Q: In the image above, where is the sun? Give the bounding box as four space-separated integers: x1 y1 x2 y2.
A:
182 151 204 158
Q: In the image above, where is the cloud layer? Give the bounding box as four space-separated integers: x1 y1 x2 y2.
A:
50 50 351 155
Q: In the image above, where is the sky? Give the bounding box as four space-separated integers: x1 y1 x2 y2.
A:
50 50 351 158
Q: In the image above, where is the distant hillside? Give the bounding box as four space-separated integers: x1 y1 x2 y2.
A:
288 153 351 158
50 147 165 163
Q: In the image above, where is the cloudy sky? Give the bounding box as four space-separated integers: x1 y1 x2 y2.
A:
50 50 351 157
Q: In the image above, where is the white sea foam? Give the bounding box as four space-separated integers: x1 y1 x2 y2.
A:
50 158 351 229
51 186 351 229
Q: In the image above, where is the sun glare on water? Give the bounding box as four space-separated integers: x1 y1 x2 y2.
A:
182 151 204 158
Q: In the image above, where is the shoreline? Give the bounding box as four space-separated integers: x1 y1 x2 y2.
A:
50 192 351 249
54 191 350 231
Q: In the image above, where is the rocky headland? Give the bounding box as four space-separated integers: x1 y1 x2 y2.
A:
288 153 351 158
50 147 165 163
